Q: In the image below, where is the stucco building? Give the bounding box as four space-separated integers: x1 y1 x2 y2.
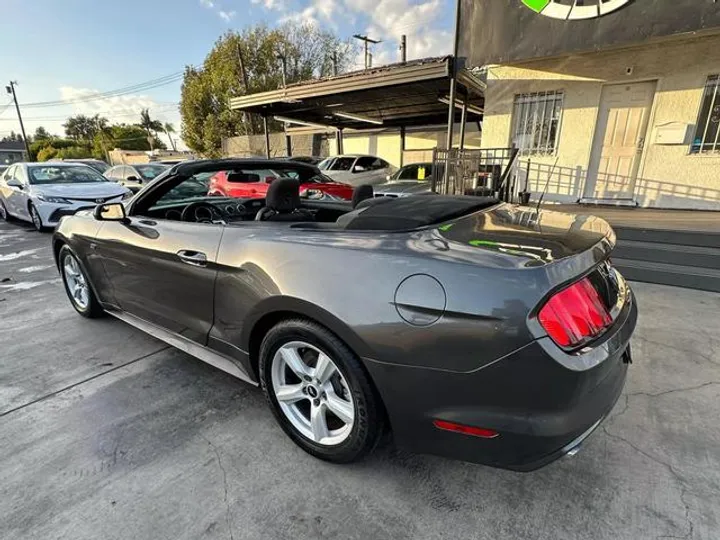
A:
463 0 720 210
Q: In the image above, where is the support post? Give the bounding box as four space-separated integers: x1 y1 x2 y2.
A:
285 131 292 157
399 126 406 167
263 116 271 158
459 99 468 151
400 35 407 63
335 129 344 155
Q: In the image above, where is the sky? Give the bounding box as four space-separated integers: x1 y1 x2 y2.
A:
0 0 454 148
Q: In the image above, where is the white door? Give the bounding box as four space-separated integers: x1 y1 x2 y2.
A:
585 82 656 200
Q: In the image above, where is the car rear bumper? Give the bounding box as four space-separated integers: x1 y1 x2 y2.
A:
364 290 637 471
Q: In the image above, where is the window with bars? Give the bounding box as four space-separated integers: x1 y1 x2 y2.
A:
511 91 564 156
691 75 720 154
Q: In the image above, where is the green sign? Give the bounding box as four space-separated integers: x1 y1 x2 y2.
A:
521 0 632 20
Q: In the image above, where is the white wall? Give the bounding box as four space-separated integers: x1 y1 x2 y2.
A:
482 34 720 210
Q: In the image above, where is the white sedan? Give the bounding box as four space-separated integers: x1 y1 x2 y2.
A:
318 155 396 187
0 162 131 231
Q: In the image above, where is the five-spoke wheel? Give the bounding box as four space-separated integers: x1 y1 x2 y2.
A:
260 319 384 463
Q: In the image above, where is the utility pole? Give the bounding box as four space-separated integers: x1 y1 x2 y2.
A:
400 35 407 63
277 52 287 88
353 34 381 69
6 81 30 157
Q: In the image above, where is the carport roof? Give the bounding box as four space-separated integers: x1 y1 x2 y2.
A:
229 56 485 130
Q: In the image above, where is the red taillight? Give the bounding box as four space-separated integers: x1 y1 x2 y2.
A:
538 277 612 348
433 420 499 439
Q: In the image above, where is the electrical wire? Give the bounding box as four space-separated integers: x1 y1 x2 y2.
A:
0 104 179 122
19 72 184 109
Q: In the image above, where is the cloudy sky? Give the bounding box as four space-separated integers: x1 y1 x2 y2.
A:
0 0 454 147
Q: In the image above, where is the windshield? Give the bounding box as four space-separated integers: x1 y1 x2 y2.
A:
318 158 333 170
28 165 108 185
135 164 169 180
327 157 355 171
82 160 109 173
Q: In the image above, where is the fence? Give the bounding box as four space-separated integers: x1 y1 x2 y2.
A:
431 147 520 201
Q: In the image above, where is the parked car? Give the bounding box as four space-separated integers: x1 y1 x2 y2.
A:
104 163 169 192
53 159 636 470
208 161 353 201
0 162 130 231
53 158 110 174
282 156 324 166
318 155 395 186
374 162 434 197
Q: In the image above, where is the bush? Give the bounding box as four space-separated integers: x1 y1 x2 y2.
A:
55 146 92 159
36 146 58 161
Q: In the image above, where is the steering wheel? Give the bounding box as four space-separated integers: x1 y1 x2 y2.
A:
180 201 225 223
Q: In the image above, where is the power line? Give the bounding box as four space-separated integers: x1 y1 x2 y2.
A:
0 104 179 122
19 72 184 109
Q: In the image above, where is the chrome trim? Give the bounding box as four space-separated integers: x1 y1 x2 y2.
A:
106 309 258 386
562 416 604 457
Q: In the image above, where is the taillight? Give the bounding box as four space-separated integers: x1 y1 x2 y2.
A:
538 277 612 348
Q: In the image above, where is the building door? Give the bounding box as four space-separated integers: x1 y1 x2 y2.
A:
584 81 656 201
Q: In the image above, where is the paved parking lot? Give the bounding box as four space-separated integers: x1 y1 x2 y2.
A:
1 220 719 540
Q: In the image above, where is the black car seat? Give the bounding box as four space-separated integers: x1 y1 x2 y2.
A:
255 178 314 222
352 184 374 208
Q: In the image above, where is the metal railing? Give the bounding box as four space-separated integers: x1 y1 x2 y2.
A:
431 147 520 201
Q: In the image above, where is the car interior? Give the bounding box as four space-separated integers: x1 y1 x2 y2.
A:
131 166 499 232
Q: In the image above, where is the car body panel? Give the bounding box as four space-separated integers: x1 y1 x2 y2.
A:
52 159 634 470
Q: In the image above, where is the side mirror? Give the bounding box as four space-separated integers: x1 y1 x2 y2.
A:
353 165 366 173
264 176 276 184
385 174 391 181
6 178 22 189
94 202 128 222
126 175 140 182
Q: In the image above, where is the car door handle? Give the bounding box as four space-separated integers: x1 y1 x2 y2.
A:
177 250 207 267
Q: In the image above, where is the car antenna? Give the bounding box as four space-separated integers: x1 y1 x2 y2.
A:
535 157 560 214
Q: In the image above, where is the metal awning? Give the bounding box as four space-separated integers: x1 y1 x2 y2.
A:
228 56 485 131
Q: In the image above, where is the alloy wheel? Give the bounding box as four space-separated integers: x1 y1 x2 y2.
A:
30 205 42 231
62 253 90 310
271 341 355 446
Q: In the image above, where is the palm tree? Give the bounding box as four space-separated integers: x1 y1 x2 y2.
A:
163 122 177 151
139 108 163 150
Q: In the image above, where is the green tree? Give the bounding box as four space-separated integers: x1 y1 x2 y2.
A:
163 122 177 151
108 124 165 151
33 126 51 140
63 114 101 141
180 22 353 156
138 109 163 149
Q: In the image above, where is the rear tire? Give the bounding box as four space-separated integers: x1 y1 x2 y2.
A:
259 319 384 463
59 245 104 318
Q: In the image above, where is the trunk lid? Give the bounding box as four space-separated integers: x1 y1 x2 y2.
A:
433 204 615 270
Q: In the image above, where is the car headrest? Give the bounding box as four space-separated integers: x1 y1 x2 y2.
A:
352 184 374 208
266 178 301 212
227 172 260 183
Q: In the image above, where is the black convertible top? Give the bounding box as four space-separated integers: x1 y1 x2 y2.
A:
342 195 499 231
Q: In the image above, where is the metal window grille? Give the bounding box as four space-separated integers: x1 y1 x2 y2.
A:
691 75 720 154
511 91 564 156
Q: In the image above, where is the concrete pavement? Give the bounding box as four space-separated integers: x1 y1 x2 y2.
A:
1 220 719 540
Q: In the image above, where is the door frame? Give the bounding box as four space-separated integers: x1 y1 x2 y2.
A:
583 79 658 201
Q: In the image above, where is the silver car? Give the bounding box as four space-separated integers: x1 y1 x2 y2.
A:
373 162 434 197
0 162 131 231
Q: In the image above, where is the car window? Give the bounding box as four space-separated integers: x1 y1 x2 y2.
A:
15 166 28 184
27 165 108 185
397 165 418 180
104 166 118 179
356 157 385 170
318 158 334 170
3 165 16 181
121 166 134 179
329 157 355 171
151 173 212 208
135 164 168 180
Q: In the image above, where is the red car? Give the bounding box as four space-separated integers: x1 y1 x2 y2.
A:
208 161 353 201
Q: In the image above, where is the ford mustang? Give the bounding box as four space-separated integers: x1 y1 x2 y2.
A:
52 159 636 471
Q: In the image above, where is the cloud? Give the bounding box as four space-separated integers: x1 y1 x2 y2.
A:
252 0 286 11
218 10 236 21
199 0 214 8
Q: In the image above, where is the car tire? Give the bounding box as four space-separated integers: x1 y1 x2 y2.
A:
29 203 45 232
259 319 384 463
0 199 11 221
58 245 104 318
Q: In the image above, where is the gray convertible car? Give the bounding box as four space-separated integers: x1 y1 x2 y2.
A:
53 159 637 471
